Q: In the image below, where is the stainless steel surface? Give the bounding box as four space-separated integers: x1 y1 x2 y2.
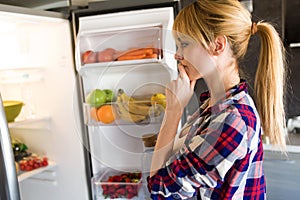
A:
0 94 20 200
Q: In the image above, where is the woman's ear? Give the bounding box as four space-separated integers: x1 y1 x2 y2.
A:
212 35 227 56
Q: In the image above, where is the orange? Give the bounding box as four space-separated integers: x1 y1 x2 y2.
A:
90 107 99 121
97 105 115 124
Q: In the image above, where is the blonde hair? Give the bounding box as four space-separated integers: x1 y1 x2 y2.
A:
173 0 287 150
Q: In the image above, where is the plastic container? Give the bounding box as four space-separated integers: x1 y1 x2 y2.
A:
77 25 163 68
84 99 165 126
92 168 142 200
141 133 157 199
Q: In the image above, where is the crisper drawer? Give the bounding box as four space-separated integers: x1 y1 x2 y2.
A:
76 25 163 69
92 168 142 200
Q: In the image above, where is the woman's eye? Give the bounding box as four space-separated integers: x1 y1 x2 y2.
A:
181 42 189 48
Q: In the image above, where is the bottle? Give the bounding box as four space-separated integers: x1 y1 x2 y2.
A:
141 133 157 200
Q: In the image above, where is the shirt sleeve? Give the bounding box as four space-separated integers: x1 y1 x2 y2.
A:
147 111 249 199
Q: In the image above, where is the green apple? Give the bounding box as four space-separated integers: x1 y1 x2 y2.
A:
103 89 114 102
86 89 107 108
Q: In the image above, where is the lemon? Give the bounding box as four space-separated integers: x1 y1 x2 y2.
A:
151 93 166 108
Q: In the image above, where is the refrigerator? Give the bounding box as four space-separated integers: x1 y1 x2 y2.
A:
0 0 182 199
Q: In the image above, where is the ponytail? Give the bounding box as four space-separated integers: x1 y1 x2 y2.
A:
254 21 287 150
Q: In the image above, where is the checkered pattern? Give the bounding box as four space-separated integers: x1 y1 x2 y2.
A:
147 81 266 199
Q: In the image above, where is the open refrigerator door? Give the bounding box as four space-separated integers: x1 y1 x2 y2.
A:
75 7 178 199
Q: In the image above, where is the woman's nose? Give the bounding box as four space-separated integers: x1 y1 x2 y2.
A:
174 53 183 60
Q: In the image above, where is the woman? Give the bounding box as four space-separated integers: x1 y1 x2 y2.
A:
147 0 287 199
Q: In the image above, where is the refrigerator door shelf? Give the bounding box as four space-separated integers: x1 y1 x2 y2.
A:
76 7 176 72
92 167 142 200
80 58 161 71
17 160 57 183
83 100 165 126
76 25 163 69
78 61 176 79
80 63 176 105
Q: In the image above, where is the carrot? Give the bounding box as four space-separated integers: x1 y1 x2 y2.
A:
125 48 154 56
115 48 154 57
145 53 158 59
113 50 137 60
117 54 147 61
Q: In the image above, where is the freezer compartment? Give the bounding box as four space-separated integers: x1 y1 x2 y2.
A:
92 168 142 200
77 25 163 68
83 97 165 126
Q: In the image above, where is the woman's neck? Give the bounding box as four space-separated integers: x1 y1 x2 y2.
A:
205 61 240 107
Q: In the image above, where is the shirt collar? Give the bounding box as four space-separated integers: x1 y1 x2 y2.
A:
199 79 248 115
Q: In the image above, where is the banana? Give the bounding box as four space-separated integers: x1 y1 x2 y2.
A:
118 89 158 116
116 96 147 122
117 89 164 122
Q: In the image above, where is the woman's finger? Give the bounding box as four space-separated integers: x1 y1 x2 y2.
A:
177 63 188 80
190 80 196 90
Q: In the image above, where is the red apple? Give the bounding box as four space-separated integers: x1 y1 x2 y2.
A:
97 48 116 62
82 50 97 64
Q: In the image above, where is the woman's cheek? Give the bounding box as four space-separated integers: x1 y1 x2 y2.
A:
185 66 202 81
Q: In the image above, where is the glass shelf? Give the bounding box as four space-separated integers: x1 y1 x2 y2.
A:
0 68 44 84
8 116 51 130
18 160 56 182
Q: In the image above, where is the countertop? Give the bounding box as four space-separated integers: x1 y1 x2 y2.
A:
263 133 300 153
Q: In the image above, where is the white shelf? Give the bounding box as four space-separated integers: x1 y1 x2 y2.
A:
84 58 159 67
8 116 51 130
18 160 56 182
0 68 44 84
78 58 162 75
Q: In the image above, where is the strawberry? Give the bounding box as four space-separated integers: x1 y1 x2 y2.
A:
116 188 126 195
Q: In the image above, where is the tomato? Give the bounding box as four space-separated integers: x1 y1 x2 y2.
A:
42 160 48 166
20 164 26 171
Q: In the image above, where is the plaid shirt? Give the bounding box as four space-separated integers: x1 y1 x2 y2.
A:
147 81 266 200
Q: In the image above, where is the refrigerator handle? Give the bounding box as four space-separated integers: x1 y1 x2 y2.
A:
0 94 21 200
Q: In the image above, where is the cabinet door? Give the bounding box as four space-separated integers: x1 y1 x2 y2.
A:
286 47 300 118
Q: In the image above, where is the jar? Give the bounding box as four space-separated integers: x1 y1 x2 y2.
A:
141 133 157 199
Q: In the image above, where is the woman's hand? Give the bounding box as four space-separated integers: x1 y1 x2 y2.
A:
150 64 196 177
165 63 196 114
